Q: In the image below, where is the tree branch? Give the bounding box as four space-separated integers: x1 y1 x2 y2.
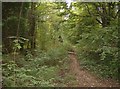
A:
85 4 92 16
96 18 102 24
85 3 103 25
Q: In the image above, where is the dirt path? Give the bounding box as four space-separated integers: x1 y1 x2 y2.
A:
68 52 119 87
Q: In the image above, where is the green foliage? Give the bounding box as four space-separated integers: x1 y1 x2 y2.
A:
2 46 70 87
2 2 29 53
76 26 119 80
2 2 119 87
3 16 28 37
34 46 68 66
8 36 29 52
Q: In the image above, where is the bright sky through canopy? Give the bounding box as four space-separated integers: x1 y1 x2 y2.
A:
66 0 72 8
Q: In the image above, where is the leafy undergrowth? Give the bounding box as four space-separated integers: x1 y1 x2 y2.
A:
77 56 119 81
75 26 119 82
2 47 77 87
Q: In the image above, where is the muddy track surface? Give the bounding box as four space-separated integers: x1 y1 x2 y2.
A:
68 52 119 87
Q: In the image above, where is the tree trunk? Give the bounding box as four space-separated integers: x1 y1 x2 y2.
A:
101 3 110 27
29 2 36 49
118 1 120 82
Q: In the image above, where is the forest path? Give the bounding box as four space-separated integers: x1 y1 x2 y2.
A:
68 52 119 87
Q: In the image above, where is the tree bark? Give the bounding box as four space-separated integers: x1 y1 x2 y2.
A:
29 2 36 49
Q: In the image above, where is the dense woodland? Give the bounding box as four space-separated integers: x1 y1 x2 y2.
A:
2 2 120 87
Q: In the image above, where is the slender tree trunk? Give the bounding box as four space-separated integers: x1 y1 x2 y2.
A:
118 1 120 82
29 2 36 49
101 3 110 27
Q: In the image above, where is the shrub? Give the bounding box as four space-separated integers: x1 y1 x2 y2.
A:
76 26 119 80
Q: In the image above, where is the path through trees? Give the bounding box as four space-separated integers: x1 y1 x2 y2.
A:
68 52 119 87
